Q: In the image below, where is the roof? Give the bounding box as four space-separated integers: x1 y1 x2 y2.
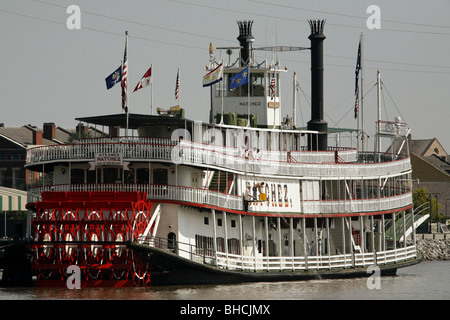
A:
296 127 358 134
387 138 448 156
0 125 106 148
409 139 437 156
0 126 71 148
75 113 192 129
417 154 450 176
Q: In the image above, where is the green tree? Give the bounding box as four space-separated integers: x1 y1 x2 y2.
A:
412 187 444 223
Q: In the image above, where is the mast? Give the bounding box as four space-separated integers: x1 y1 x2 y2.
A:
123 31 129 137
293 71 297 128
376 69 381 162
151 64 153 115
360 33 365 152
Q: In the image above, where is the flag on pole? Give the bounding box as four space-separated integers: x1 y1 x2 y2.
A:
202 63 223 87
105 66 122 89
133 66 152 92
175 68 180 100
354 39 361 119
121 31 128 112
355 39 361 95
229 66 249 90
270 74 276 100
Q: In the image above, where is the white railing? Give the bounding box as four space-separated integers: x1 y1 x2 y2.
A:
140 236 417 273
300 192 413 214
214 245 417 272
26 138 411 178
28 183 244 211
28 184 412 215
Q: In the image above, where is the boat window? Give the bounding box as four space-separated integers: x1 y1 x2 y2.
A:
124 169 134 183
87 169 96 184
227 238 239 254
220 72 267 97
104 168 120 183
70 168 84 184
152 168 167 185
137 168 150 184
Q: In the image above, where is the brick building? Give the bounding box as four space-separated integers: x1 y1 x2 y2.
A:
406 138 450 220
0 122 104 190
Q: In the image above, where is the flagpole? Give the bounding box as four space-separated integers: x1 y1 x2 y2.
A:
124 31 129 137
177 67 180 107
360 32 364 152
247 67 250 127
273 70 276 129
220 61 224 124
293 71 297 129
376 69 381 162
150 64 153 115
178 67 180 106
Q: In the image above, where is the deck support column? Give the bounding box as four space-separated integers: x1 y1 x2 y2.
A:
341 216 347 267
212 209 217 264
239 214 244 269
265 216 269 271
326 217 331 269
381 213 386 264
290 217 294 270
348 217 355 268
393 212 397 261
360 215 365 266
252 215 257 271
371 215 376 264
223 211 229 268
314 217 318 269
303 217 308 270
277 217 282 270
402 210 406 250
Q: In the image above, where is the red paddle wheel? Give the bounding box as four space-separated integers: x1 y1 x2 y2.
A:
28 191 153 287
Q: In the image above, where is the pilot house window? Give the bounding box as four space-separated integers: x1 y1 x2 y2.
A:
217 73 269 97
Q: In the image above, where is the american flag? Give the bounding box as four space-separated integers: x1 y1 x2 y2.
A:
121 31 128 112
175 68 180 101
270 74 275 100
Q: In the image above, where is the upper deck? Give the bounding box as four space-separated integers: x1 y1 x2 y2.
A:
25 130 411 179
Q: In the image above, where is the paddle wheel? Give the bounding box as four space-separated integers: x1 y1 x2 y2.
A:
28 191 153 287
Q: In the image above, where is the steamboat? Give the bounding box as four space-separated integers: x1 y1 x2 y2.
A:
25 20 423 287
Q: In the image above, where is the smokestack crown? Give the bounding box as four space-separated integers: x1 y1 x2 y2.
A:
308 19 326 36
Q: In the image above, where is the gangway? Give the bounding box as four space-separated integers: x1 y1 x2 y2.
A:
385 203 430 243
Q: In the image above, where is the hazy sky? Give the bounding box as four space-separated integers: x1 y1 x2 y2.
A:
1 0 449 150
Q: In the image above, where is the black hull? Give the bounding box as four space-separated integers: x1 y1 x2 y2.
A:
129 242 423 286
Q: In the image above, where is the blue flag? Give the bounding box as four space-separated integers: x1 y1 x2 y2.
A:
105 66 122 89
229 66 249 90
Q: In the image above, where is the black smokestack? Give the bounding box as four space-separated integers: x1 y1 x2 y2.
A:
237 20 254 67
307 19 328 151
